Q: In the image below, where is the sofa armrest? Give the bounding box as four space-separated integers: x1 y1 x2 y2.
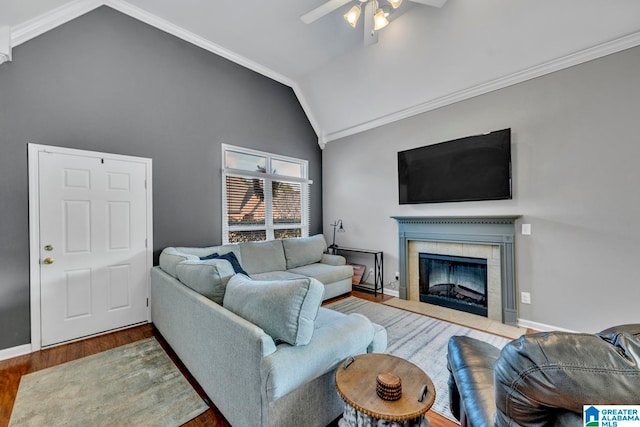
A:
261 310 375 402
159 247 200 277
597 323 640 344
494 328 640 426
151 267 277 427
320 253 346 266
367 321 387 353
447 336 501 427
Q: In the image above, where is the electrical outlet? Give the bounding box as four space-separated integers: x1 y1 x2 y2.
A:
521 292 531 304
395 271 399 280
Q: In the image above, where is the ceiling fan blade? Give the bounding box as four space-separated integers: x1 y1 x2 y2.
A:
301 0 354 24
408 0 448 7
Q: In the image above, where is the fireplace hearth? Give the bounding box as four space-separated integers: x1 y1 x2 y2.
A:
419 253 488 317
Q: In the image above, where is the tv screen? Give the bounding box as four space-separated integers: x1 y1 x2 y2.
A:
398 129 512 204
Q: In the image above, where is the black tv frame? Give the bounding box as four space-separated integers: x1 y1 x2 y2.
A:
398 128 512 205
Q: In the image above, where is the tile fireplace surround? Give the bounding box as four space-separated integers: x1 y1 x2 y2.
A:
392 216 520 326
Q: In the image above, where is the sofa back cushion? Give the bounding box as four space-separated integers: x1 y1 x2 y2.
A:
281 234 327 269
223 274 324 346
160 244 241 278
175 259 235 304
239 240 286 274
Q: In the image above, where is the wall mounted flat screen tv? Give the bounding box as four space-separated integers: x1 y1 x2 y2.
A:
398 128 512 204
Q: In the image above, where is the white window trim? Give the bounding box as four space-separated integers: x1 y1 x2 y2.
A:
221 144 311 244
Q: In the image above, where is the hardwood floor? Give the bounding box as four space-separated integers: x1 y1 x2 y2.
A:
0 291 457 427
0 323 229 427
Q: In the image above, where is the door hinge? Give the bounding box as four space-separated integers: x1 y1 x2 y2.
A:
146 298 149 307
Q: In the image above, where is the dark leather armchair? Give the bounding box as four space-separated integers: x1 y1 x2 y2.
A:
447 324 640 427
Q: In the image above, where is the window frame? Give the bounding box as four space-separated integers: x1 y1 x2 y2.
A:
221 144 311 244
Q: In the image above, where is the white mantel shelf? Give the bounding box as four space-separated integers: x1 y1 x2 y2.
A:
391 215 521 326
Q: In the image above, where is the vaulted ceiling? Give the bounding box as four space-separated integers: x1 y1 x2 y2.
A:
3 0 640 146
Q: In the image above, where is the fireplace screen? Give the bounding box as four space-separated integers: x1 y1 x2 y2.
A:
419 253 488 317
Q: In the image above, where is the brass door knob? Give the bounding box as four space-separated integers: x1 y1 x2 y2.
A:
44 245 54 251
43 258 54 265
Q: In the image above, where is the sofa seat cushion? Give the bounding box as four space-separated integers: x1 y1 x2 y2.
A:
287 263 353 286
223 274 324 346
239 240 287 274
261 307 375 402
281 234 327 269
175 259 235 304
250 271 308 282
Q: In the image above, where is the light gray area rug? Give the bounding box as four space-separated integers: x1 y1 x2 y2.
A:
9 337 208 427
327 297 512 422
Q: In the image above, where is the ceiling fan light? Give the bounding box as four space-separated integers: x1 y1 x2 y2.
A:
344 5 361 28
373 8 389 30
388 0 403 9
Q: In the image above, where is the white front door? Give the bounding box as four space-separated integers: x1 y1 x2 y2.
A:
36 147 150 347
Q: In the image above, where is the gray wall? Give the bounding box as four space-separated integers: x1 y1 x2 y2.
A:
0 7 321 351
323 46 640 333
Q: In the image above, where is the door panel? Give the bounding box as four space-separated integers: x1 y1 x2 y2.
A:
108 201 131 250
39 151 149 347
64 200 91 253
108 264 131 310
65 268 92 319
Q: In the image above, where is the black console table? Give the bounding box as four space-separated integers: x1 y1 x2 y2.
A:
331 246 384 297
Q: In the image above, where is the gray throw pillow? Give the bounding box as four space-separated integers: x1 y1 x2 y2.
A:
223 274 324 346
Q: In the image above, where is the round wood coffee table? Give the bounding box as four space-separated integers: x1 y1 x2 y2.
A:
335 353 436 427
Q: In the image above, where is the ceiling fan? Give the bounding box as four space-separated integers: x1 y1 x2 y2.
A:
301 0 448 46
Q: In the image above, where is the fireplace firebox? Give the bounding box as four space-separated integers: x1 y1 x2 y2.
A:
419 253 488 317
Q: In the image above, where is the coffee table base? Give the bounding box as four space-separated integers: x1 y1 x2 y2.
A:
338 405 430 427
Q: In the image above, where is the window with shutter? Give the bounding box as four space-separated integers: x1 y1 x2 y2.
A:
221 145 311 244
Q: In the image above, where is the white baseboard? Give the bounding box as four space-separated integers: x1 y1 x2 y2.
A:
383 288 400 298
517 318 577 333
354 282 400 298
0 343 32 361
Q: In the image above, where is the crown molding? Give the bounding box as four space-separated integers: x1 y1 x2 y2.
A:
9 0 292 89
10 1 639 149
104 0 294 88
7 0 323 146
0 26 11 64
11 0 103 47
104 0 324 146
290 83 323 147
323 30 640 144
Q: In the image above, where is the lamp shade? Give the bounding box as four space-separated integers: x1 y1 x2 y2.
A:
373 8 389 30
343 5 361 28
0 26 11 64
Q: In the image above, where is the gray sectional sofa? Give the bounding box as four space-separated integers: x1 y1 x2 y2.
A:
151 234 387 427
159 234 353 300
